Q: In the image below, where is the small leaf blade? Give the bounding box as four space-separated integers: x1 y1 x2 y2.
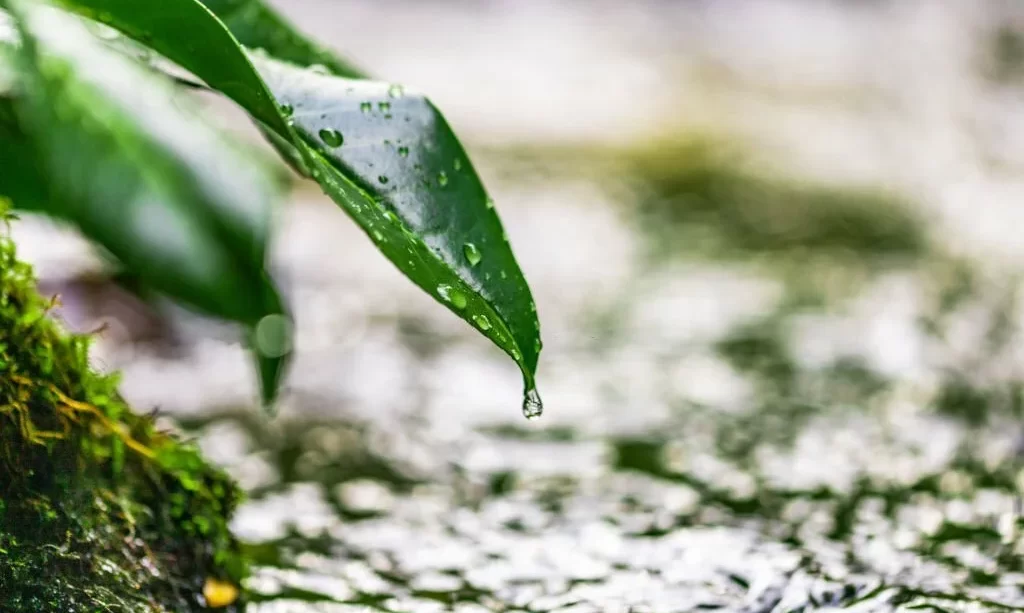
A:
255 56 542 380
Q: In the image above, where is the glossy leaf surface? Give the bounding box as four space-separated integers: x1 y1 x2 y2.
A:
255 55 542 381
198 0 364 78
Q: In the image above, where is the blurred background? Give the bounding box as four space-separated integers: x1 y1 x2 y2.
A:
13 0 1024 610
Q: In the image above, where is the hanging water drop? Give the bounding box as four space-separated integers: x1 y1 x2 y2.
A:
318 128 344 148
463 243 482 267
360 101 372 113
388 84 404 98
378 101 391 112
472 314 492 331
309 63 331 75
378 175 390 184
280 103 294 117
522 387 543 420
397 146 409 158
437 284 467 310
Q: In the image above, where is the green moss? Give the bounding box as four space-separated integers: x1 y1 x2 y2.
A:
0 207 247 612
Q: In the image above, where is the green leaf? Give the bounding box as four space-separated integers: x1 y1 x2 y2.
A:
254 55 543 391
57 0 544 416
4 1 288 406
197 0 364 78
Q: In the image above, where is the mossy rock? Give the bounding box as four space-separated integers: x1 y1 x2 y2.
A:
0 212 247 611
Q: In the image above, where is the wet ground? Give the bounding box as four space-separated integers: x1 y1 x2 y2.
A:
13 1 1024 610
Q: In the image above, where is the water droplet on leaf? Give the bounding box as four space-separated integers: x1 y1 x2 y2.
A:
463 243 482 266
438 171 449 187
318 128 344 148
472 314 492 331
280 103 293 117
89 22 119 41
454 159 463 171
309 63 330 75
437 284 467 310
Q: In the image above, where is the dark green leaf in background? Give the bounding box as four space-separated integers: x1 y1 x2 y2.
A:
3 0 288 406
